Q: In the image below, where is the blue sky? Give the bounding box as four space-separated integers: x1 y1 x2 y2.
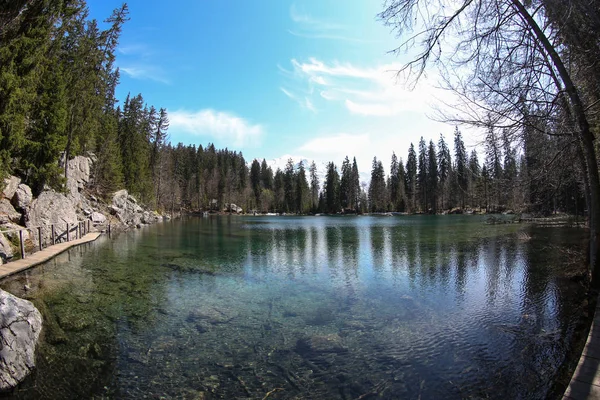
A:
87 0 476 175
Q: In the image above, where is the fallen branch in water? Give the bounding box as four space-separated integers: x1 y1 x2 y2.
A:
262 387 284 399
354 380 390 400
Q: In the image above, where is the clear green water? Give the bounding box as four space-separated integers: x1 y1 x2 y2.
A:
0 216 590 399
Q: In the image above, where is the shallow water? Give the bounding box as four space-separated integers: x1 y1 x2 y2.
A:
0 215 590 399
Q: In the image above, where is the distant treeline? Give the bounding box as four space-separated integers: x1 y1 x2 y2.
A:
0 1 585 215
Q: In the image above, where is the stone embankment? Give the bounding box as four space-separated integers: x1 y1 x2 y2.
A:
0 155 165 391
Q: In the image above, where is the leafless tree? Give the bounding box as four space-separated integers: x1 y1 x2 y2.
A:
379 0 600 285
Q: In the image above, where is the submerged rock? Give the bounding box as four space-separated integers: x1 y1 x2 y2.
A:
0 289 43 391
186 306 237 325
295 334 347 355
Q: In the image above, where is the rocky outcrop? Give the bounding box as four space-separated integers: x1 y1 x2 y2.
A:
2 177 20 200
11 184 32 212
0 289 42 391
66 156 92 200
0 199 21 224
26 190 77 245
110 190 160 227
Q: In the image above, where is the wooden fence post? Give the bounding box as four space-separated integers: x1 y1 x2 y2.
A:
77 222 81 239
66 223 70 242
51 224 55 245
37 227 42 251
19 230 25 259
87 220 90 234
108 223 111 237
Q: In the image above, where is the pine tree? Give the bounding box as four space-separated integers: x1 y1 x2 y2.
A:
437 134 451 211
417 137 428 211
260 159 273 190
389 152 400 211
283 158 295 213
339 156 352 210
324 162 340 213
454 127 468 209
427 140 438 213
468 149 480 209
250 159 261 209
309 161 319 212
397 160 407 212
296 161 309 213
368 157 386 212
406 143 418 212
351 157 360 212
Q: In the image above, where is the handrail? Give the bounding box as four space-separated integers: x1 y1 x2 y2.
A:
0 219 96 261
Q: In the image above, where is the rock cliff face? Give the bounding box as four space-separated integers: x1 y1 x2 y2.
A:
0 289 42 392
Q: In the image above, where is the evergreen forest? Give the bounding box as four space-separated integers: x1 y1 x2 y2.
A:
1 1 591 219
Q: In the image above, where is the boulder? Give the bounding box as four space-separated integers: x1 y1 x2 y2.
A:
11 184 32 211
26 190 77 245
2 177 20 200
225 203 243 213
90 212 106 224
0 289 43 391
111 190 145 226
0 233 13 262
0 199 21 224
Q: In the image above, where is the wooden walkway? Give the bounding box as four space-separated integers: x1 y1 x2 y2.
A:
564 299 600 399
0 232 102 280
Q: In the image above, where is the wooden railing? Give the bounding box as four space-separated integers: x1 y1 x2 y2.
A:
1 220 94 260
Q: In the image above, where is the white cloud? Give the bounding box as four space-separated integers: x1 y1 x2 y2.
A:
120 65 170 84
289 4 346 32
298 133 371 156
285 58 452 117
288 4 368 43
280 87 317 113
169 109 264 147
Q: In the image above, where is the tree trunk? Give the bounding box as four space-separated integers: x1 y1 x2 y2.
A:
512 0 600 286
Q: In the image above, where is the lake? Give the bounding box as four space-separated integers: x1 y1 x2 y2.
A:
0 215 591 399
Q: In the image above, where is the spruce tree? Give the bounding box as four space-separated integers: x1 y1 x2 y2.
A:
309 161 319 212
454 127 468 209
406 143 418 212
427 140 438 213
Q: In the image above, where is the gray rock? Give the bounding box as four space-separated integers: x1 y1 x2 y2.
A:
90 212 106 224
65 156 92 196
111 190 145 226
11 184 32 211
2 177 20 200
0 233 13 262
26 190 77 246
0 199 21 224
0 224 29 245
0 289 42 391
225 203 243 213
295 334 347 355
